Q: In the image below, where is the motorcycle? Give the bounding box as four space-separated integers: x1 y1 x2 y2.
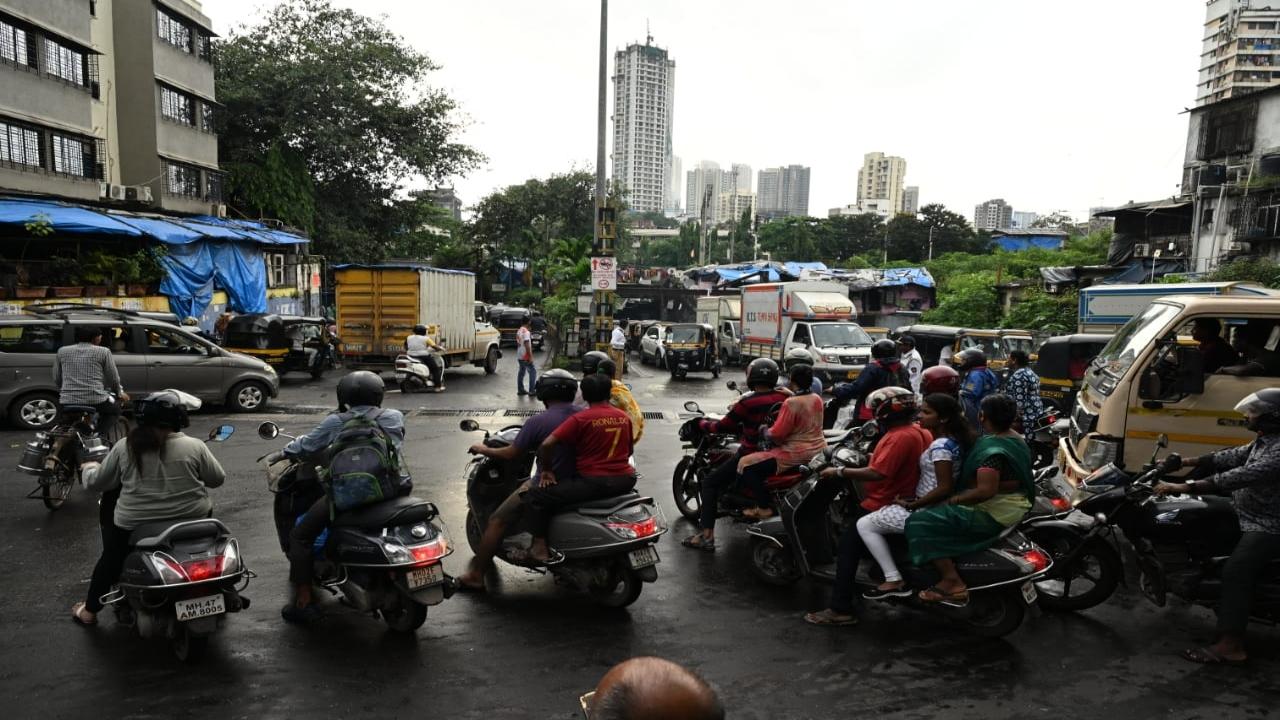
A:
748 421 1054 638
258 421 455 632
395 351 444 393
459 418 666 608
17 404 113 511
1025 408 1067 470
1048 433 1280 625
97 424 249 661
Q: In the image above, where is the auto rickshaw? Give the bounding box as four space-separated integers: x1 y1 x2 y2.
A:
663 323 720 379
862 327 891 343
1032 333 1111 412
222 314 332 379
894 325 1010 369
999 329 1038 361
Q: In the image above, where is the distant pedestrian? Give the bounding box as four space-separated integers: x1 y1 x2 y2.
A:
584 656 724 720
610 320 628 380
516 316 537 397
1005 350 1044 439
897 335 923 394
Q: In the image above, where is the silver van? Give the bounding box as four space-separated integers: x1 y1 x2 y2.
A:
0 307 280 430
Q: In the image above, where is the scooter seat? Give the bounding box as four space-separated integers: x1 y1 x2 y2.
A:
60 405 100 415
765 472 803 490
332 496 438 529
562 491 643 513
130 518 228 548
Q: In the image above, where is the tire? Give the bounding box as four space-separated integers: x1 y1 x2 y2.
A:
671 457 702 522
382 598 428 632
10 392 58 430
749 536 802 586
465 509 482 553
228 381 268 412
484 347 499 375
963 589 1027 638
172 627 210 662
42 464 73 511
590 567 644 609
1028 528 1122 613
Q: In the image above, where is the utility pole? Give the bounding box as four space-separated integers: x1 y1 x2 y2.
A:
590 0 616 356
927 225 934 261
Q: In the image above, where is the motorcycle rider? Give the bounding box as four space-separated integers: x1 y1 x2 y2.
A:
53 325 129 435
527 373 636 564
1154 388 1280 665
582 351 645 442
271 371 407 624
830 339 911 423
405 324 446 392
897 335 924 394
71 390 224 626
457 369 580 590
783 348 824 395
681 358 791 551
955 349 1000 430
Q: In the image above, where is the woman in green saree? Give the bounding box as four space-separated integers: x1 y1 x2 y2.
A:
904 393 1035 605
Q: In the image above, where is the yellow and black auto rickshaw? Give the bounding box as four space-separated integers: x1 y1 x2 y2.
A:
1032 333 1110 412
999 329 1038 361
895 325 1010 369
663 323 720 380
222 314 332 379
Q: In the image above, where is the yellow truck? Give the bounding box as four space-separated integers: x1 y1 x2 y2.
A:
335 264 501 373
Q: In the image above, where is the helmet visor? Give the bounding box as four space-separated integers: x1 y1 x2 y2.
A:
1235 391 1280 419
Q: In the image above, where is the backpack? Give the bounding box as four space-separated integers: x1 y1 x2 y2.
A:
323 409 407 513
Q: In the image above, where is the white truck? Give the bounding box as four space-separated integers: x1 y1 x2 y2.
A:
740 281 874 387
696 295 743 364
1078 281 1278 333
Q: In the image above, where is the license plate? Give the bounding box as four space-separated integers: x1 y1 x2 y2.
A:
407 564 444 589
847 370 858 379
628 546 659 569
175 594 225 622
1021 581 1038 604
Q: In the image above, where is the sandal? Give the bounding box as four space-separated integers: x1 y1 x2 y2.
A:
681 534 716 552
743 507 775 520
280 603 325 625
863 583 913 600
803 608 858 626
71 602 97 626
918 585 970 606
1181 646 1247 666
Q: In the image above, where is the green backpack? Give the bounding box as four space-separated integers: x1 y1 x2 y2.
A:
324 409 405 513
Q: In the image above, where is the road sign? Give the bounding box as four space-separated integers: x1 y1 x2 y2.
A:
590 256 617 290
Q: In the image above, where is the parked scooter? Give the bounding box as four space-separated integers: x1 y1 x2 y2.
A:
459 418 666 608
97 423 249 661
748 422 1054 637
259 421 455 632
395 352 444 393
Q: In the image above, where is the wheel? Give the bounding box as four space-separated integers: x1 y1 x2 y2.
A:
465 509 482 553
227 381 268 412
590 567 644 608
671 457 702 522
1028 529 1121 613
640 350 649 365
484 347 499 375
42 464 73 511
9 392 58 430
963 589 1027 638
749 536 801 586
172 626 210 662
399 380 412 394
382 599 428 632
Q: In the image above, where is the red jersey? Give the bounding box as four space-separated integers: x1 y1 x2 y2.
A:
551 404 634 478
862 424 932 511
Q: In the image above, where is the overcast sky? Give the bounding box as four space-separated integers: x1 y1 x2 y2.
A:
208 0 1206 222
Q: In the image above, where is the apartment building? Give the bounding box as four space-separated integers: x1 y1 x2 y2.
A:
612 38 675 214
974 198 1014 231
757 165 811 219
1197 0 1280 107
0 0 221 214
902 186 919 215
717 189 754 226
856 152 907 214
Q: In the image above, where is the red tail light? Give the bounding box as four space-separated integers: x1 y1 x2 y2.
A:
1050 497 1071 511
409 538 449 566
605 516 658 539
1022 549 1051 572
180 556 226 582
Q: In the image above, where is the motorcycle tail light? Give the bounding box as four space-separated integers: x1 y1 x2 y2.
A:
605 516 658 539
147 552 187 584
220 539 241 575
180 556 227 582
408 537 450 566
1021 548 1051 573
1050 497 1071 512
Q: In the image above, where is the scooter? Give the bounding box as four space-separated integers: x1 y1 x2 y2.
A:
748 422 1054 637
97 423 250 661
259 421 455 632
395 352 444 393
459 418 666 608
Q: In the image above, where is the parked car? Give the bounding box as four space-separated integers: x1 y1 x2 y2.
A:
639 323 672 366
0 306 280 430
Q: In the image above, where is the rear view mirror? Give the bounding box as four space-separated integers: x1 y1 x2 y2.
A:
684 401 701 413
1138 368 1164 401
459 419 480 432
257 421 280 440
209 424 235 442
1156 433 1169 449
726 380 739 391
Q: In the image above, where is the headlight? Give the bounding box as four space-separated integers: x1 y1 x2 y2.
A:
263 363 277 375
821 354 839 363
1081 437 1120 470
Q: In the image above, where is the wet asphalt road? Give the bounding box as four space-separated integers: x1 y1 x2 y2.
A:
2 351 1278 719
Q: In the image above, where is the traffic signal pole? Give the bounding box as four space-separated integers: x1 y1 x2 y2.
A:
592 0 616 353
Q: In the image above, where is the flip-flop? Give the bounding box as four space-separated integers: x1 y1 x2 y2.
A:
70 602 97 626
1182 646 1247 666
804 609 858 626
681 534 716 551
918 585 970 606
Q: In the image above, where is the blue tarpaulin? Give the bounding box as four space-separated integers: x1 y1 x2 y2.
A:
160 241 268 316
0 197 143 236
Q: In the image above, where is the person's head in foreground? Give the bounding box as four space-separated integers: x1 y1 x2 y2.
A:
586 656 724 720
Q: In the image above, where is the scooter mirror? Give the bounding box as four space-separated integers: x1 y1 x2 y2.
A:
257 421 280 440
459 419 480 432
726 380 739 391
684 401 701 413
209 424 235 442
1156 433 1169 449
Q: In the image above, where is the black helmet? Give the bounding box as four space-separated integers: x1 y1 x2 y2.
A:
784 347 813 371
582 350 611 376
954 349 987 370
413 324 427 335
1236 388 1280 433
896 335 916 349
867 386 918 424
135 389 198 430
746 358 780 388
871 339 899 361
596 356 618 377
337 370 385 410
535 368 578 404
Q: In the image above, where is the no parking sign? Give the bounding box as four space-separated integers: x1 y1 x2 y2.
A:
590 257 617 290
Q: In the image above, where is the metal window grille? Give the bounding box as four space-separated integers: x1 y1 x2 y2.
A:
50 133 85 176
157 8 192 52
41 35 85 86
0 17 34 67
201 102 216 133
160 85 195 126
204 171 224 202
162 159 201 197
0 119 42 168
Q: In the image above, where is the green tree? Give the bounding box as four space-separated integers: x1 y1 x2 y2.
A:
216 0 482 261
922 271 1000 327
1208 258 1280 288
1002 288 1078 333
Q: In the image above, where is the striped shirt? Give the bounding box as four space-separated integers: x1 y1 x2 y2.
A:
53 342 123 406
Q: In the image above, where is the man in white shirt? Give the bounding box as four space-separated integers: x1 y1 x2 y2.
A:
516 316 537 396
609 320 628 380
898 335 924 395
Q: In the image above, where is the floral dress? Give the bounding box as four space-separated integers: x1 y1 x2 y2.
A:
1005 367 1044 439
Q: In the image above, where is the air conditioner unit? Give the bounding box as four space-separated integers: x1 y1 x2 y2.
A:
211 203 227 218
1133 243 1152 258
1229 241 1252 253
109 184 127 201
99 182 110 199
124 185 153 203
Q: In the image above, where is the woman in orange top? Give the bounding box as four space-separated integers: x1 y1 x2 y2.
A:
737 363 827 519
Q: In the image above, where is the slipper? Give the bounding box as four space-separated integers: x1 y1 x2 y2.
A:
918 585 970 606
71 602 97 626
454 576 486 593
804 609 858 626
1181 646 1247 666
743 507 775 520
280 603 324 625
681 534 716 551
863 585 913 600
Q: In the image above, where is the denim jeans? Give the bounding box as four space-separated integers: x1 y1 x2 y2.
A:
517 359 537 394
